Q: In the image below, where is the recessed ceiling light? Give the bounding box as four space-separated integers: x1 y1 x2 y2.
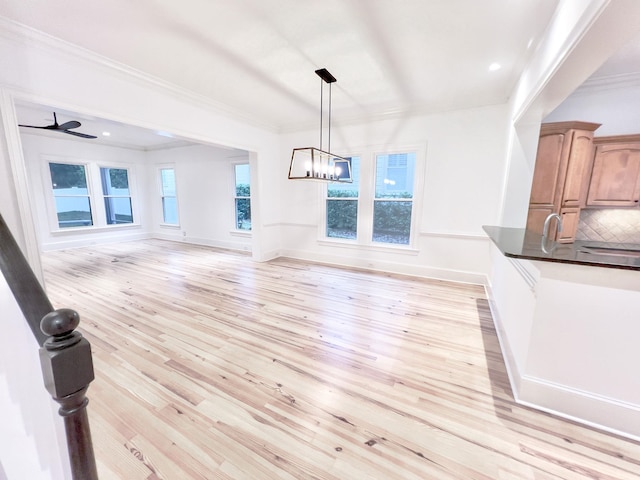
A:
102 131 111 136
489 62 501 72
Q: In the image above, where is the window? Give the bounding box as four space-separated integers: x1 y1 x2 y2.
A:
160 168 178 225
373 153 416 245
100 167 133 225
49 162 93 228
326 157 359 239
234 164 251 231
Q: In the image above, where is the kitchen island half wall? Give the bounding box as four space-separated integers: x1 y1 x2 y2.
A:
484 226 640 441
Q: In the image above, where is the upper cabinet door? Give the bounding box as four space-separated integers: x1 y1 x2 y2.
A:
529 132 567 207
562 132 596 207
587 144 640 207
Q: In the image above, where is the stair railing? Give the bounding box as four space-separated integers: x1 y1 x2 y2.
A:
0 213 98 480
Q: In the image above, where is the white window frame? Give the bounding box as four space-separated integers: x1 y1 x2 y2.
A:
158 166 179 227
44 157 94 231
232 162 251 233
43 154 140 233
324 155 361 242
372 152 417 246
320 144 425 251
99 165 135 226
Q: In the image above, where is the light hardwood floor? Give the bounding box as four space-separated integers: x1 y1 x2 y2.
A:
42 239 640 479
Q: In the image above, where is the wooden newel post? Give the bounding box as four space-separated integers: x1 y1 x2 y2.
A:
39 308 98 480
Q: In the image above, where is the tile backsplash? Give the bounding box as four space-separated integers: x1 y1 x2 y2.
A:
576 209 640 244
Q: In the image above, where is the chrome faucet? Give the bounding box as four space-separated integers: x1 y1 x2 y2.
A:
542 213 563 241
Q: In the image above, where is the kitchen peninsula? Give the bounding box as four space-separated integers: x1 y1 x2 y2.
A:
484 225 640 441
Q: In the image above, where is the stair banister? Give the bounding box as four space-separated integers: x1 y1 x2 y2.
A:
0 213 98 480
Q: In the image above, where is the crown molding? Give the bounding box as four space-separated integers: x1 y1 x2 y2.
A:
0 16 280 133
572 71 640 96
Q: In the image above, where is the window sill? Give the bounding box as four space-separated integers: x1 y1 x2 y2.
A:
51 223 142 235
159 223 181 229
230 230 252 238
318 238 419 255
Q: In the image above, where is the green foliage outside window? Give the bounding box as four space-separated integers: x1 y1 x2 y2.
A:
108 168 129 189
235 184 251 230
327 189 358 238
373 200 412 244
50 163 87 189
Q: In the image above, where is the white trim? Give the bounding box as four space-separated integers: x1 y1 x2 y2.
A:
484 256 640 442
40 231 150 252
158 165 180 227
230 230 251 238
163 234 252 253
518 375 640 443
317 239 419 256
483 282 522 396
574 71 640 95
0 17 278 133
49 223 143 236
0 90 44 278
281 247 487 286
419 231 488 240
508 258 537 290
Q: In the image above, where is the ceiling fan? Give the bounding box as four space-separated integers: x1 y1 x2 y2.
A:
19 112 97 139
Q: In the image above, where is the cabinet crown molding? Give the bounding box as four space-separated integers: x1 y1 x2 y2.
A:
593 134 640 145
540 121 601 135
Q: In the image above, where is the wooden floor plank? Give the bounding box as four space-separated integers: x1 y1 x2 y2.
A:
41 239 640 479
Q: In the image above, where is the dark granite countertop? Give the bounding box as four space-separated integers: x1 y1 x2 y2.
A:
483 226 640 271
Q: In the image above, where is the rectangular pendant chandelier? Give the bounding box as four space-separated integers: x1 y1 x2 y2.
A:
288 147 352 181
288 69 352 183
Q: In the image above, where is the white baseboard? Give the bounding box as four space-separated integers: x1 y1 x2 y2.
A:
483 282 522 395
519 375 640 442
280 248 488 285
154 233 251 253
41 231 151 251
485 280 640 442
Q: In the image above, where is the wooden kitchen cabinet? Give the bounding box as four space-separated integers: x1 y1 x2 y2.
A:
526 121 600 242
586 138 640 207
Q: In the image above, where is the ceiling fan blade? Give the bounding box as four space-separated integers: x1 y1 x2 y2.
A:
58 120 81 130
18 124 51 130
63 130 97 139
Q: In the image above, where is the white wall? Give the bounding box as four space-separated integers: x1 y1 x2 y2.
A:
146 144 252 252
20 133 151 251
544 81 640 137
0 18 279 477
0 275 69 480
0 109 68 478
489 0 640 442
277 104 509 282
488 251 640 440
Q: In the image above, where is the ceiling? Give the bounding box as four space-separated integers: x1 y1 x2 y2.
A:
3 1 639 148
2 1 561 135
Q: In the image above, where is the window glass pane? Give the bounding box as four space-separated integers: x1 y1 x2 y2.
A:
160 168 178 225
101 168 130 196
373 201 412 245
235 198 251 230
327 199 358 239
235 164 250 196
49 163 88 195
54 197 93 228
161 169 176 196
104 197 133 225
375 153 416 198
327 157 359 198
326 157 359 240
162 197 178 225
